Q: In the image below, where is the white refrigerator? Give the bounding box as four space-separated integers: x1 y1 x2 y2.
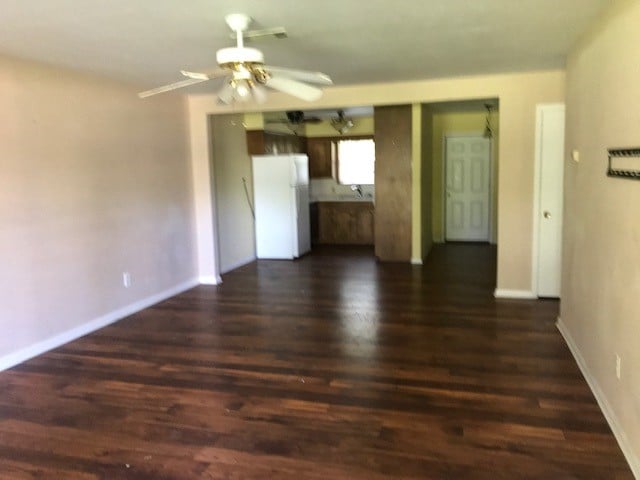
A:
252 154 311 259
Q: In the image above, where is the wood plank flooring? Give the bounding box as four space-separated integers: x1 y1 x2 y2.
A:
0 244 633 479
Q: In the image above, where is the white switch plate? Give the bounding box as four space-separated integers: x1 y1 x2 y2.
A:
616 354 621 380
123 272 131 288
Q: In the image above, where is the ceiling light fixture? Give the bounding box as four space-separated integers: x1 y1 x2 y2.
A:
331 110 354 135
483 103 493 139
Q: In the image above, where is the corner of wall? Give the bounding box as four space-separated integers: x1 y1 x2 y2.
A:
557 318 640 478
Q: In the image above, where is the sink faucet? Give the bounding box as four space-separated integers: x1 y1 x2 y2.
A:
350 184 363 198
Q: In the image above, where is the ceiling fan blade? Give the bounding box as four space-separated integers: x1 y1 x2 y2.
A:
181 68 228 80
138 78 209 98
217 82 236 105
265 66 333 86
252 84 268 104
232 27 287 40
266 76 323 102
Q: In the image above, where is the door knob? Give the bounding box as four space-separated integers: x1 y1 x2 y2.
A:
543 211 551 219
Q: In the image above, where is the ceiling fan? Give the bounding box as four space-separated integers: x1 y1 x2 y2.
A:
138 13 333 104
266 111 323 126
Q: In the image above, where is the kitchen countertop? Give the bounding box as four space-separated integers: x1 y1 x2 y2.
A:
310 195 374 203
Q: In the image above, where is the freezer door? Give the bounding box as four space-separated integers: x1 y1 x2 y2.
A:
293 185 311 257
291 155 309 187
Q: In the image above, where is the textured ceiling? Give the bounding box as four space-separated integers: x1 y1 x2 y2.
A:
0 0 607 91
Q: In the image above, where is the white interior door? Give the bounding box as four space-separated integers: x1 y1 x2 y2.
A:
445 136 491 241
535 105 565 297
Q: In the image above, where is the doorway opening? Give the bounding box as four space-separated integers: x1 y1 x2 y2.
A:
425 99 499 245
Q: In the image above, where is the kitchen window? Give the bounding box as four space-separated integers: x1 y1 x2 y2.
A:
336 138 375 185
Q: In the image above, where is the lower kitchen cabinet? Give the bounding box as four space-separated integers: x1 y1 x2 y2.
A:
317 202 374 245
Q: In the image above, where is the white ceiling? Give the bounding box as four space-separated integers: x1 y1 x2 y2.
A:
0 0 607 91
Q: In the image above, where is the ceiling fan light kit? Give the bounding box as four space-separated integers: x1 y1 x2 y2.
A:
331 110 355 134
138 13 332 105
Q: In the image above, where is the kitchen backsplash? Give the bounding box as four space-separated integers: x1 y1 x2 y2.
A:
310 178 375 202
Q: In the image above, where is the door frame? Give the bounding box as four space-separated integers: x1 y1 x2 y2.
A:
442 132 495 243
531 103 565 297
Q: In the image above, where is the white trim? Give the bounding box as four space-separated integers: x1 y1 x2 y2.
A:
410 257 423 265
532 103 565 297
443 133 493 243
199 275 222 285
220 255 256 274
489 135 496 245
493 288 537 299
557 318 640 478
0 279 199 372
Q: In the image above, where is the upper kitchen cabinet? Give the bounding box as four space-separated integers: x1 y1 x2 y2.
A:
306 137 333 178
246 130 306 155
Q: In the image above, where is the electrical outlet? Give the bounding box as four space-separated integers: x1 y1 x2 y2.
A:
122 272 132 288
616 354 621 380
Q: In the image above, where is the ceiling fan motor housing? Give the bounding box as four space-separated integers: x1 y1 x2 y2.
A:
216 47 264 65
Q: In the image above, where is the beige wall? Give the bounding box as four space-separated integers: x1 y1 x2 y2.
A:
189 70 564 292
561 0 640 474
210 115 256 273
411 104 422 262
432 110 500 243
410 103 435 263
0 55 197 362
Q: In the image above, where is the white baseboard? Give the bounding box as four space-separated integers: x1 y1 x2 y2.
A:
0 278 199 372
199 274 222 285
557 317 640 478
493 288 537 299
411 258 423 265
220 255 256 275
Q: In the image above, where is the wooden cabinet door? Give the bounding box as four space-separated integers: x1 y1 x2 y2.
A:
307 138 332 178
317 202 375 245
332 208 353 244
354 206 374 244
318 204 335 244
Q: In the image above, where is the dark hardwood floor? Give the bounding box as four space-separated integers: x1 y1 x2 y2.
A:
0 244 633 479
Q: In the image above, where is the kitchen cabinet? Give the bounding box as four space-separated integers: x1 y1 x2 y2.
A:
264 132 306 154
246 130 306 155
317 202 374 245
306 138 333 178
